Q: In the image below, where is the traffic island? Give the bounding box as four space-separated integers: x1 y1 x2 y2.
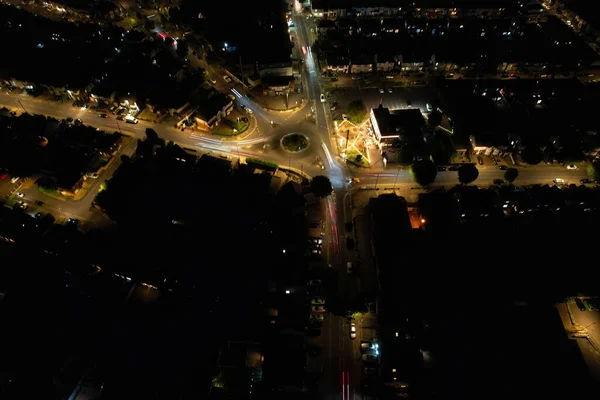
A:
214 118 248 136
280 133 310 153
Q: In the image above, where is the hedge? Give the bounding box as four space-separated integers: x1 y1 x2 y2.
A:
245 157 278 171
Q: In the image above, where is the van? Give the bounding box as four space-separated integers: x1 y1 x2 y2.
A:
125 115 138 124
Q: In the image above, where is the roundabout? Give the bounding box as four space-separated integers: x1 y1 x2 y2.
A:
280 133 310 153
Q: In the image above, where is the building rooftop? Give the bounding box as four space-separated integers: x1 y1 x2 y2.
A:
372 105 426 138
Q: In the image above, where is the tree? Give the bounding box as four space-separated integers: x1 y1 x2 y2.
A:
347 99 367 124
427 110 442 127
457 164 479 184
588 163 600 181
310 175 333 197
504 168 519 183
409 161 437 186
144 20 155 31
397 147 413 166
521 146 543 165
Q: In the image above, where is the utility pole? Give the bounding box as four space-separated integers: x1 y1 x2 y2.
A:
18 100 28 114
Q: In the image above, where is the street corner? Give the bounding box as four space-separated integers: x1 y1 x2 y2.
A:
334 118 376 168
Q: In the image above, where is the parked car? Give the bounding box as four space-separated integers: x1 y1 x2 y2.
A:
378 88 385 94
85 172 99 179
310 313 324 321
437 166 447 172
125 115 138 124
99 113 108 118
10 176 20 183
362 354 378 363
580 178 592 184
364 367 378 376
223 75 232 83
347 262 353 275
553 178 565 184
320 93 326 102
117 115 125 121
361 342 377 352
498 165 508 170
311 305 326 313
387 87 393 93
350 323 357 340
477 156 484 165
311 297 325 305
15 192 24 198
426 103 433 112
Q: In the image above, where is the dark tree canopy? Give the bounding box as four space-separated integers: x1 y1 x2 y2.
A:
504 168 519 183
310 175 333 198
588 163 600 181
521 146 543 165
397 147 413 166
347 100 368 124
458 164 479 184
427 110 442 127
410 160 437 186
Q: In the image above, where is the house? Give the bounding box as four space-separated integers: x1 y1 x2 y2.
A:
262 75 295 96
192 94 234 130
258 60 293 79
350 53 373 74
370 105 426 148
317 19 336 37
323 52 350 74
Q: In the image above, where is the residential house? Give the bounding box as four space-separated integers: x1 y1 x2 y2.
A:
323 52 350 74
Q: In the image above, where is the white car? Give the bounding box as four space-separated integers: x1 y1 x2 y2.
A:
387 87 392 93
312 305 326 313
16 192 24 197
350 323 357 339
342 114 348 120
320 94 326 103
566 164 578 170
347 262 353 274
311 297 325 305
10 176 19 183
379 88 385 94
223 75 232 83
85 172 99 179
553 178 565 184
426 103 433 112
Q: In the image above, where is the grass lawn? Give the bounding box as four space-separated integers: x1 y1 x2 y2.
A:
282 134 310 152
214 119 248 136
344 148 370 167
38 186 61 198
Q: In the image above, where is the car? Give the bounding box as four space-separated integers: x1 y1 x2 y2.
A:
310 248 322 255
66 218 79 226
210 78 217 84
309 237 323 245
85 172 99 179
426 103 433 112
364 367 378 376
125 115 138 124
580 178 592 184
320 94 326 102
575 298 587 311
437 166 447 171
361 341 377 352
342 114 348 120
241 117 249 123
223 75 232 83
387 87 392 93
553 178 565 184
378 88 385 94
66 117 73 123
15 192 24 198
445 73 454 78
350 323 357 339
347 262 353 274
406 100 412 108
99 113 108 118
498 165 508 170
566 164 578 170
312 305 326 313
330 104 336 111
493 179 504 185
500 73 509 78
310 313 324 321
117 115 125 121
311 297 325 305
10 176 20 183
362 354 378 363
35 200 44 206
448 165 460 171
16 201 28 210
308 279 322 286
34 212 43 219
477 156 484 165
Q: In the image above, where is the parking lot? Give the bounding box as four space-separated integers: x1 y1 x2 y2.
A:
326 86 438 119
